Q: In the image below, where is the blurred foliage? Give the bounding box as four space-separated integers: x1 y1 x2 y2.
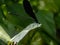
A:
0 0 60 45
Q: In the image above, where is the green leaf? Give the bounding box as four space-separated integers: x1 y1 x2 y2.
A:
54 0 60 11
0 8 4 24
36 10 56 36
5 3 34 27
37 0 58 12
30 32 43 45
0 0 5 5
55 14 60 28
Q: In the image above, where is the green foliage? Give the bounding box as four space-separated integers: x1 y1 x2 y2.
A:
0 0 60 45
